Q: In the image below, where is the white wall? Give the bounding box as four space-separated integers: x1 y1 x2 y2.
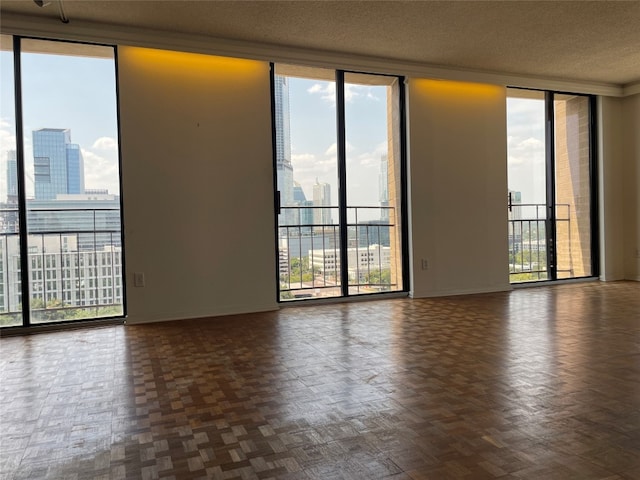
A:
599 96 626 281
623 94 640 280
118 47 278 323
408 80 511 297
599 94 640 281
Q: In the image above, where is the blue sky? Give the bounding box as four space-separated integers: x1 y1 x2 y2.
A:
286 76 390 210
1 42 120 199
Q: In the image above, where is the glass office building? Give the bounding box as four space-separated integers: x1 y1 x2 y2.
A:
33 128 85 200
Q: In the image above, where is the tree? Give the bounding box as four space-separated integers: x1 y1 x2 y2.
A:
364 269 391 285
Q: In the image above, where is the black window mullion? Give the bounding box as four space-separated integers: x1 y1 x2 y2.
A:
13 36 31 327
544 91 557 280
335 70 349 297
398 77 410 292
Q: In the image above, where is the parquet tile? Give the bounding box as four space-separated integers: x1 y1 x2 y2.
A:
1 281 639 479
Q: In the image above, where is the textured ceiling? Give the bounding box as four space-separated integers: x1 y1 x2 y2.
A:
2 0 640 87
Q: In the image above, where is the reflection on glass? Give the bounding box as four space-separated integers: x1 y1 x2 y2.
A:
20 39 123 324
554 94 592 279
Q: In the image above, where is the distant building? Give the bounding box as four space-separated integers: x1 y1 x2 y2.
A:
1 151 20 233
293 181 306 203
274 76 294 226
291 182 314 226
34 128 85 200
27 195 121 251
313 180 332 226
357 221 390 247
0 195 122 314
6 150 18 205
309 244 391 283
1 241 123 313
279 230 339 259
2 130 123 317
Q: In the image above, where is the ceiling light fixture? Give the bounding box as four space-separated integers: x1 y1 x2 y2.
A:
32 0 69 24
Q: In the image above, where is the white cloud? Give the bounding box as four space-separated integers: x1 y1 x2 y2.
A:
81 148 120 195
324 142 355 156
365 90 380 102
344 85 359 103
291 153 315 163
307 84 325 95
325 142 337 156
307 83 368 104
92 136 118 151
508 136 544 166
308 83 336 104
356 142 388 167
0 118 17 154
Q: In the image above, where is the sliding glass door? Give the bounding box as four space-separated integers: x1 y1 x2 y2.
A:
274 65 407 301
344 72 404 295
0 36 124 328
507 88 596 283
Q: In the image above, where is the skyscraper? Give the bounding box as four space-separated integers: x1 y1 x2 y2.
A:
313 179 332 226
274 76 294 225
33 128 85 200
293 181 314 228
6 150 18 204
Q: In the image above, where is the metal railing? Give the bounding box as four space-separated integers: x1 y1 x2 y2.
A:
0 207 123 326
508 203 570 282
278 206 401 300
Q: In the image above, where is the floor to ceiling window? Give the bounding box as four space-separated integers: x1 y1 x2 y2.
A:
273 64 407 301
0 36 125 328
507 88 597 283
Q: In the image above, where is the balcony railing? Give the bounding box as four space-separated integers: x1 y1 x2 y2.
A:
278 206 401 300
508 203 570 282
0 207 123 327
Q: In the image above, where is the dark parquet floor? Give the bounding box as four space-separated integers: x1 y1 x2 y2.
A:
1 281 639 479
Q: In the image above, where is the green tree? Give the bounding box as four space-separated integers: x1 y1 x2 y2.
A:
364 269 391 285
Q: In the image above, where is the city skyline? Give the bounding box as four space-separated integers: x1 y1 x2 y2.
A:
0 41 120 202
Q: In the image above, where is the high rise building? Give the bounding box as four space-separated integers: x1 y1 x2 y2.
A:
33 128 85 200
274 76 294 225
293 181 314 227
313 180 332 226
6 150 18 205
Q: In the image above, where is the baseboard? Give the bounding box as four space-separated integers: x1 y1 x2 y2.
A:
125 302 279 325
410 284 512 299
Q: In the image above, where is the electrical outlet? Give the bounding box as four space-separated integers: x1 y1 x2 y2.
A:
134 272 145 287
421 259 429 270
